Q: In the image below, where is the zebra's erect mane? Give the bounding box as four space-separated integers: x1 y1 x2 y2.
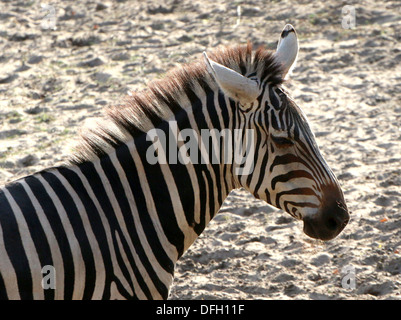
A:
68 42 284 165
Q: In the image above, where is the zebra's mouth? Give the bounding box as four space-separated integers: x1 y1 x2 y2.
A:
302 213 349 241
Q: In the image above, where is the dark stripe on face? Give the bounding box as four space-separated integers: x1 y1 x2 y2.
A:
283 200 319 217
269 86 280 109
269 154 315 175
270 109 280 130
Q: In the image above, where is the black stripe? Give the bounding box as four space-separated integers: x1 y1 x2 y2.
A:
275 187 319 209
269 154 315 175
185 86 216 228
40 170 96 300
0 271 7 300
281 28 294 39
137 124 186 259
115 143 171 298
295 144 326 186
0 186 32 299
283 200 319 217
291 111 329 183
254 151 270 196
269 86 280 110
205 88 224 207
24 175 75 299
278 108 286 130
171 98 201 230
218 92 231 194
218 91 230 128
57 165 115 299
10 182 54 299
98 155 152 299
283 200 319 210
78 161 137 299
114 144 174 279
270 109 280 130
102 151 173 299
271 170 315 191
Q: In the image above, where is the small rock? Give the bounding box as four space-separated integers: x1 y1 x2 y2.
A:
177 35 193 43
9 33 37 41
357 281 395 297
0 74 18 84
92 72 111 83
95 3 109 11
280 258 299 268
275 216 293 225
17 155 39 167
0 161 14 169
284 284 303 297
337 172 355 181
59 104 94 111
24 106 47 114
374 195 392 207
150 22 164 31
384 257 401 275
78 57 105 67
110 52 130 61
27 55 44 64
71 35 101 47
241 6 263 17
0 129 27 139
30 92 43 100
311 253 331 266
95 99 108 106
272 273 295 283
300 95 313 102
42 78 62 93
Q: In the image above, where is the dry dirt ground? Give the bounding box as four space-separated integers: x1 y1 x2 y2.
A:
0 0 400 300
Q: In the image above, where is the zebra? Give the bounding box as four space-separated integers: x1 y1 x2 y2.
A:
0 24 349 300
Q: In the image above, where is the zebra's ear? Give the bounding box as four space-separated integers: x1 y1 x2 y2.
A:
203 52 260 105
275 24 299 79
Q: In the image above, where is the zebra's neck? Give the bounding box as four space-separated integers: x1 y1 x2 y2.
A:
89 86 236 252
57 84 236 298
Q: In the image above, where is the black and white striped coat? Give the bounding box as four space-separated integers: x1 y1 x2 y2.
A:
0 25 349 300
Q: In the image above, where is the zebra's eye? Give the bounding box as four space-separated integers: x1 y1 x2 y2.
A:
271 134 294 147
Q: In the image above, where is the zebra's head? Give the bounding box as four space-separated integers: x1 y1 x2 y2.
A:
204 25 349 241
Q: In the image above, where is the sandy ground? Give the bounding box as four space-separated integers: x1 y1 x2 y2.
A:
0 0 400 300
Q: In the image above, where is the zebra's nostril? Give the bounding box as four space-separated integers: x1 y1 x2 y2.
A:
326 217 338 231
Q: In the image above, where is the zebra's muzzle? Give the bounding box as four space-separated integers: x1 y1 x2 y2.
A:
302 201 349 241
